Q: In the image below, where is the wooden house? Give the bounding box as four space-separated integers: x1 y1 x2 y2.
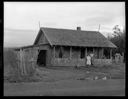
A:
15 27 117 67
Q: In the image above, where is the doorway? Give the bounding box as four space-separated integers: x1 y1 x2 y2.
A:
104 48 110 59
37 50 47 66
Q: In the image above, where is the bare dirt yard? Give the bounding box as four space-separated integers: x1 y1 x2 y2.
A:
4 63 125 96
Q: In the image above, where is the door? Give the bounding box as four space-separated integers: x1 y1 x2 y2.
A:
37 50 47 66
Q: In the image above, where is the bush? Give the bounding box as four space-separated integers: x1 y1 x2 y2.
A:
4 48 19 77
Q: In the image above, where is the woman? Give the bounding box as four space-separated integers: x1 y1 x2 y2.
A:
86 54 91 66
90 53 94 66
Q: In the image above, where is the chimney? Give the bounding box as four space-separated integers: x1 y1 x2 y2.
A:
77 27 81 31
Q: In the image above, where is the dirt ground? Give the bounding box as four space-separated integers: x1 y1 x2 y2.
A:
4 63 125 96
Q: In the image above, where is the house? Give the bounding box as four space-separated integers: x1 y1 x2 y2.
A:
15 27 117 67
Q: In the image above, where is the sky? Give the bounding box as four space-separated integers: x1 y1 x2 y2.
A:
4 2 125 47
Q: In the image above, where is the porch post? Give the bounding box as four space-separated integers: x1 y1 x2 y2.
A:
110 48 112 59
102 48 104 58
79 47 81 59
86 47 87 56
96 48 98 58
53 46 55 58
85 48 86 58
93 48 95 54
85 48 87 65
70 46 72 59
100 48 104 59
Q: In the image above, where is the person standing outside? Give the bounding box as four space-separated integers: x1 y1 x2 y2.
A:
90 53 94 66
86 54 91 66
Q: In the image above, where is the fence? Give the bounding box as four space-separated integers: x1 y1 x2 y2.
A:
15 48 38 76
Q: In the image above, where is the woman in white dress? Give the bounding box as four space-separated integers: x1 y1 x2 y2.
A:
86 54 91 66
90 53 94 66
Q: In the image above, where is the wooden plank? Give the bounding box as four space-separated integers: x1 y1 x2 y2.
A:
16 51 20 76
19 49 23 75
22 49 27 75
53 46 55 58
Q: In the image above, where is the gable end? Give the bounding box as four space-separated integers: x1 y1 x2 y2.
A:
33 29 50 45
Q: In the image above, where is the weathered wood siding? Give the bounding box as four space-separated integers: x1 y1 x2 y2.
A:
15 47 39 76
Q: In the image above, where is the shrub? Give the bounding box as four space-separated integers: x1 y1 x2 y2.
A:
4 49 18 76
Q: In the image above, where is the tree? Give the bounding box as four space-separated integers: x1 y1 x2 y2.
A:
112 25 122 36
110 25 125 62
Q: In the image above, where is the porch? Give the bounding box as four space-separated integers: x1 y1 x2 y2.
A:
51 45 113 66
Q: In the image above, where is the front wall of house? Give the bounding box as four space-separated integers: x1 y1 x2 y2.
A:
21 45 112 67
51 46 86 66
50 46 112 66
72 47 80 59
63 47 70 58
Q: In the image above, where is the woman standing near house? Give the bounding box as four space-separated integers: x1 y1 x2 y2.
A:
86 54 91 66
90 53 94 66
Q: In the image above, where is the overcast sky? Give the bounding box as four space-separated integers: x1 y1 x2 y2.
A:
4 2 125 47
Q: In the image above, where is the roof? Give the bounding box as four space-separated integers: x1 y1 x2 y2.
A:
14 43 48 50
34 27 117 48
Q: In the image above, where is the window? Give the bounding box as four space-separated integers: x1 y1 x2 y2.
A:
80 48 85 58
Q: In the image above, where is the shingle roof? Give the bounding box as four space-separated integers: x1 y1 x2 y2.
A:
36 27 117 48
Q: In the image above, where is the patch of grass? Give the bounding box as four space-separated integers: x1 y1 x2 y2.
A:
41 63 125 82
4 48 125 83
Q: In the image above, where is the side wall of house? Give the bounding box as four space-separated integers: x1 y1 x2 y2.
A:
34 30 52 66
38 44 52 66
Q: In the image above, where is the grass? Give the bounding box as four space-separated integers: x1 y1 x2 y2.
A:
42 63 125 81
4 79 125 96
4 48 125 83
4 49 125 96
